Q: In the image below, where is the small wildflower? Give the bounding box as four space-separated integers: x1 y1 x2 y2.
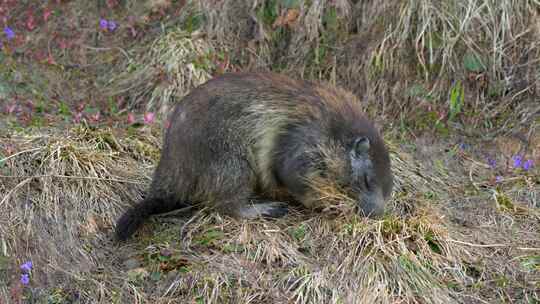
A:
160 248 172 257
26 14 36 31
127 112 135 124
495 175 503 183
20 274 30 285
43 8 52 22
106 0 119 8
6 103 16 114
99 19 108 30
511 155 522 168
143 112 155 125
90 112 100 122
487 158 496 169
20 261 32 273
58 39 69 49
522 159 534 171
76 102 86 112
47 55 56 65
129 26 137 37
108 20 117 31
73 112 83 123
4 27 15 40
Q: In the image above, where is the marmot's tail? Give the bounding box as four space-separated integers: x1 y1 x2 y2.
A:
115 198 190 241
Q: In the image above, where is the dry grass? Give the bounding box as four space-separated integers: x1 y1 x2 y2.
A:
106 28 214 132
0 126 156 300
1 125 538 303
191 0 539 131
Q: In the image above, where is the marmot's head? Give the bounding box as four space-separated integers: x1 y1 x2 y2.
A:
302 131 393 217
260 81 393 217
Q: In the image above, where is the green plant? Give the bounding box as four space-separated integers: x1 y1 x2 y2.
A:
463 52 485 73
448 81 464 121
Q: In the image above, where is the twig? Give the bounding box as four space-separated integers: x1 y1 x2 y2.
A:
461 155 490 169
468 165 481 191
80 44 131 62
515 247 540 251
447 239 509 248
448 238 538 251
0 177 33 208
0 147 43 163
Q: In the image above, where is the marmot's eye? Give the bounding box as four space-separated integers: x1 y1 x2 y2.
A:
354 137 370 156
364 174 371 191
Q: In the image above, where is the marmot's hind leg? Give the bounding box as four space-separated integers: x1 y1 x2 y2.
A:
203 158 289 219
219 197 289 219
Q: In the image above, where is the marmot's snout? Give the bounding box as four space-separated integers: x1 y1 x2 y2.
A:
357 188 386 218
347 136 392 218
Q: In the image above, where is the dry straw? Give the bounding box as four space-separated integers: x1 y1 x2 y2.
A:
4 126 528 303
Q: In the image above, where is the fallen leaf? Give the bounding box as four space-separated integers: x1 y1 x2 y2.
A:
273 9 300 28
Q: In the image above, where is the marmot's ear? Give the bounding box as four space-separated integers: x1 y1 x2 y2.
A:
353 136 370 156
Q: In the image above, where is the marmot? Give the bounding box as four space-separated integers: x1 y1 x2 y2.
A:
115 72 393 241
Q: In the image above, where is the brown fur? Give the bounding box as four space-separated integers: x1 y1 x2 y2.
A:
115 72 393 240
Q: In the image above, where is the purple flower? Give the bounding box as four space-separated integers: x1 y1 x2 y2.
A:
108 20 117 31
511 155 522 168
522 159 534 171
495 175 503 183
143 112 155 125
20 261 32 273
20 274 30 285
487 158 496 169
99 19 108 30
4 27 15 40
